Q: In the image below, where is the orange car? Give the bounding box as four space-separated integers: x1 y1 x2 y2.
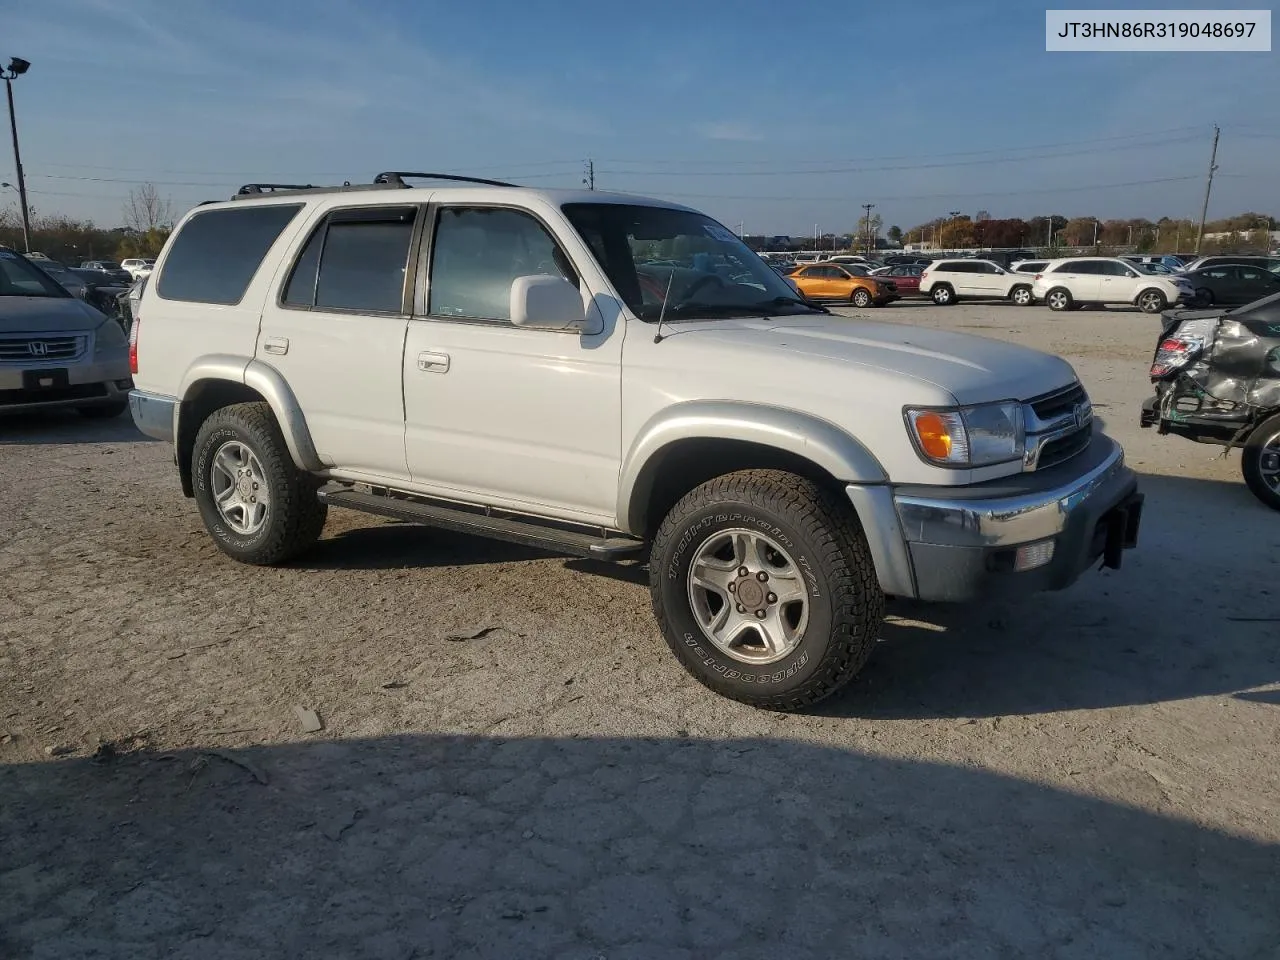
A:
788 262 899 307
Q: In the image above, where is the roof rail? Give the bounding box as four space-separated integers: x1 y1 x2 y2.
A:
373 171 516 188
236 183 322 195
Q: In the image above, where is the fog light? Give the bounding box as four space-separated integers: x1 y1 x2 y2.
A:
1014 539 1055 571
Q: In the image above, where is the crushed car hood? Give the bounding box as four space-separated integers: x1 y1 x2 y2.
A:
0 296 107 333
661 315 1078 404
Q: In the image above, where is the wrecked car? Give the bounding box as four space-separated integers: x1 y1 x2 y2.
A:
1141 291 1280 510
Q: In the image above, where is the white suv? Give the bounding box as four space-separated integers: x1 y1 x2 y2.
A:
128 173 1142 710
1031 257 1195 313
121 258 155 281
917 259 1036 306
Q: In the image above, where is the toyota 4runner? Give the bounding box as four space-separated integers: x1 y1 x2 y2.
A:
129 173 1143 710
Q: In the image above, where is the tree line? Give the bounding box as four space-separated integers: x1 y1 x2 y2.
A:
0 183 174 263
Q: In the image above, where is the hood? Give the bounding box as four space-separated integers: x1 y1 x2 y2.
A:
662 315 1077 405
0 296 108 334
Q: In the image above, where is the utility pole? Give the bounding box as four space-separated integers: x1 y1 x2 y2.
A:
582 159 595 191
1194 124 1219 255
861 203 876 255
2 58 33 254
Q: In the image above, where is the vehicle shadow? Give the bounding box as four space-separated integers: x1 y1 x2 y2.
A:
1 733 1275 959
820 471 1280 719
299 522 555 570
0 411 152 446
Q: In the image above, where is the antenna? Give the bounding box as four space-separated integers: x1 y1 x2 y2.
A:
583 159 595 190
653 270 676 343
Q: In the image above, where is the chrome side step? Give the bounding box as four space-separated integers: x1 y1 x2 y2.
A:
318 487 647 560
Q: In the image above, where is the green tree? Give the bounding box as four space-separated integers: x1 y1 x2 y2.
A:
887 225 903 245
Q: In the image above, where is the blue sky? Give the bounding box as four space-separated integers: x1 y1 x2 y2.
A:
4 0 1277 235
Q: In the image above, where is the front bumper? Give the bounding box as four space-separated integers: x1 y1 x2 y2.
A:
0 355 133 414
848 434 1142 602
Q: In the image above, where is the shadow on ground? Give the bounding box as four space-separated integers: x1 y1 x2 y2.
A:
2 734 1275 959
0 411 151 446
821 471 1280 719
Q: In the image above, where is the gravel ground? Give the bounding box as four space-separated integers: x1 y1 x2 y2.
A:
2 301 1278 959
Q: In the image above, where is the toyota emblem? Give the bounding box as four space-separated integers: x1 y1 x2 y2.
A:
28 341 48 357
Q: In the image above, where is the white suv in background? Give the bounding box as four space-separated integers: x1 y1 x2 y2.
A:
1031 257 1195 314
121 258 155 281
917 259 1035 306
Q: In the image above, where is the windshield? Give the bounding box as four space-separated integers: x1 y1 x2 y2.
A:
1 251 71 298
561 203 821 320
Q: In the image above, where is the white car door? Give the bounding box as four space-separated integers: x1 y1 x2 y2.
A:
1097 259 1142 304
255 203 419 481
1053 260 1101 302
401 203 622 524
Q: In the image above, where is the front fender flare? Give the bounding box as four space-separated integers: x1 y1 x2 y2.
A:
618 400 888 534
178 355 322 472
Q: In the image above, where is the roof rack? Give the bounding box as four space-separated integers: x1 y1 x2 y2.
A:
373 171 516 188
230 180 400 202
236 183 322 195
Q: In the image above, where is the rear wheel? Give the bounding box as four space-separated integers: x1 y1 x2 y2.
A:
931 284 955 306
1010 285 1033 306
1137 288 1168 314
1242 413 1280 512
851 288 873 308
649 470 884 711
192 402 327 565
1046 288 1073 312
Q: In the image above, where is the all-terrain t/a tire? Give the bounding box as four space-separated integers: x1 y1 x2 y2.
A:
192 401 327 565
649 469 884 711
1242 412 1280 512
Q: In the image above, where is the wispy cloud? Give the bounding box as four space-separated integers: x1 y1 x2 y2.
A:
696 121 764 142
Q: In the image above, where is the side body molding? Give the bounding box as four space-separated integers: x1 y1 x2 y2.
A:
618 400 888 535
177 355 323 472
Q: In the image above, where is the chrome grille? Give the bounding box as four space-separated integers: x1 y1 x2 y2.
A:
0 335 87 364
1023 381 1093 471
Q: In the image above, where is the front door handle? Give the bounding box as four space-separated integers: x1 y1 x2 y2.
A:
417 351 450 373
263 336 289 356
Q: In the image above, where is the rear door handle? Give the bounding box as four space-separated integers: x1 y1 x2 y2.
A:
417 351 450 373
263 336 289 355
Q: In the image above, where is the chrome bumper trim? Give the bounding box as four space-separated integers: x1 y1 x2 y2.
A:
128 389 178 442
893 439 1127 549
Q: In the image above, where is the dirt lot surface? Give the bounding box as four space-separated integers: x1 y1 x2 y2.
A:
3 302 1278 959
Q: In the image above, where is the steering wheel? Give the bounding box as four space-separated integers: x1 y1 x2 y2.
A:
681 272 729 301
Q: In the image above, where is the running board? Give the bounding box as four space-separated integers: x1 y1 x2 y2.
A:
318 487 647 560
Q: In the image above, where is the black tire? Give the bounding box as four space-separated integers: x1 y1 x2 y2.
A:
1045 287 1073 312
1010 284 1033 306
649 469 884 711
77 398 128 419
191 401 327 565
1194 287 1214 308
931 284 955 306
1242 413 1280 512
851 288 873 308
1137 288 1168 314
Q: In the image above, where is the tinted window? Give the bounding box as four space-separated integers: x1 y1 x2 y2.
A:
1240 268 1266 281
979 262 1002 274
312 208 416 313
282 225 324 306
1101 260 1135 277
429 207 576 322
936 261 969 272
1205 268 1231 280
158 204 302 304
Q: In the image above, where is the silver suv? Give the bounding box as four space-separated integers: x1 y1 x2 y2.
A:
0 250 133 418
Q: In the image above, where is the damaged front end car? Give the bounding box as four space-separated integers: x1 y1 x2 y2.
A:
1141 291 1280 510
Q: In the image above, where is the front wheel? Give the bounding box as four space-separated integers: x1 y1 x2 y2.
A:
1010 285 1033 306
649 469 884 711
931 284 955 306
1046 288 1073 312
1137 289 1168 314
192 401 328 565
1242 413 1280 512
851 288 873 308
1194 287 1214 308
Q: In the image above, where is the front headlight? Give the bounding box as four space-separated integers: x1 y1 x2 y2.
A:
95 318 127 351
905 401 1025 467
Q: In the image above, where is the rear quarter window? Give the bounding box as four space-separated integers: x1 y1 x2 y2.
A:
157 204 303 305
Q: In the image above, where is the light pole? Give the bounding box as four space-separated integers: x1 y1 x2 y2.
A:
2 57 32 254
1092 219 1099 249
946 210 961 251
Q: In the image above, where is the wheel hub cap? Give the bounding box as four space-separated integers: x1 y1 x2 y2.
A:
687 528 810 665
210 440 271 536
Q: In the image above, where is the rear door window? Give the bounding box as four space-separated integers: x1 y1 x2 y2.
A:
282 206 418 313
158 204 302 304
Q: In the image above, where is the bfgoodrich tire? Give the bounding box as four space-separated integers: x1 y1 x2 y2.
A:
649 469 884 711
192 401 327 565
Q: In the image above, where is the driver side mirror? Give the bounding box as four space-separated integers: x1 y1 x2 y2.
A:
510 275 587 331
